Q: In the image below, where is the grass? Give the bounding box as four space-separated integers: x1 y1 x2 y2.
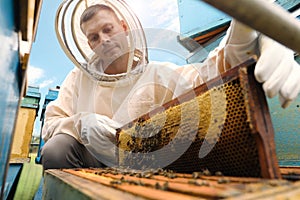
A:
13 154 43 200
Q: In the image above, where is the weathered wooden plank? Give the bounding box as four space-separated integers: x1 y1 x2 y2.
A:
46 168 298 200
44 169 147 200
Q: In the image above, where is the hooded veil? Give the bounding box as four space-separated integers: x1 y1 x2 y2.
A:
55 0 148 84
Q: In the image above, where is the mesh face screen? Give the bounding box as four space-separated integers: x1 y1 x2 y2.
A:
117 59 280 178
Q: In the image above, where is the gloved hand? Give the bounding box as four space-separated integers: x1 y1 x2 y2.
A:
223 18 300 108
255 35 300 108
204 19 259 81
223 19 259 67
77 113 121 166
221 0 275 67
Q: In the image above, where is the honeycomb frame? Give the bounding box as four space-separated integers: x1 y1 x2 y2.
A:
117 58 281 179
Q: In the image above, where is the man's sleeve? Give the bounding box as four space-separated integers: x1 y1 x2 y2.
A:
41 68 84 142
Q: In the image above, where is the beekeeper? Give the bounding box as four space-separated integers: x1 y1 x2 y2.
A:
41 1 300 169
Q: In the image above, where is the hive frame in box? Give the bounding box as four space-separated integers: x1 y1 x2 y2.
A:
117 58 281 179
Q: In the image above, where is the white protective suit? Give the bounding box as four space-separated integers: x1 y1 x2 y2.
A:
43 1 300 167
43 17 259 166
42 20 258 141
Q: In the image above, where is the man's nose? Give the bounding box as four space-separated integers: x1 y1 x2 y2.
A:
100 33 110 43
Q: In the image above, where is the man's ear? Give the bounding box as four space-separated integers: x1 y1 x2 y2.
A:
120 20 129 35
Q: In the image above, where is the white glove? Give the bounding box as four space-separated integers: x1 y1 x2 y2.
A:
204 19 258 81
223 19 259 67
255 35 300 108
78 113 121 166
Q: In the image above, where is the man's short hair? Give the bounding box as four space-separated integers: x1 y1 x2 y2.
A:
80 4 119 28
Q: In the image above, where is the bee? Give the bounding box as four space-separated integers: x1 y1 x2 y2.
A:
202 169 211 176
110 180 122 185
217 178 230 184
215 171 223 176
192 171 202 179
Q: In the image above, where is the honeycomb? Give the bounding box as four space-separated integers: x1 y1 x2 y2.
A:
117 59 279 178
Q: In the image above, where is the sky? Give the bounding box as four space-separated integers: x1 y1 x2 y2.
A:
27 0 183 136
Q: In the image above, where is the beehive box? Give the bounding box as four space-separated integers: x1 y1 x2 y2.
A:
117 58 280 179
10 86 41 163
43 167 300 200
10 108 37 162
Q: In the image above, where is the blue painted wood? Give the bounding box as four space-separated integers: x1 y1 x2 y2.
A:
4 164 23 200
35 88 59 164
268 96 300 166
33 178 44 200
177 0 230 38
0 0 22 198
177 0 300 38
20 86 41 111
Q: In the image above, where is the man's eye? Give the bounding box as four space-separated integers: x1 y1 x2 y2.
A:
103 25 113 33
89 35 99 42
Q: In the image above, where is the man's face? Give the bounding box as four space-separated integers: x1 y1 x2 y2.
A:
81 10 129 73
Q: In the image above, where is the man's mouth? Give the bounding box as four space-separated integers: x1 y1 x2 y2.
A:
103 44 119 55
